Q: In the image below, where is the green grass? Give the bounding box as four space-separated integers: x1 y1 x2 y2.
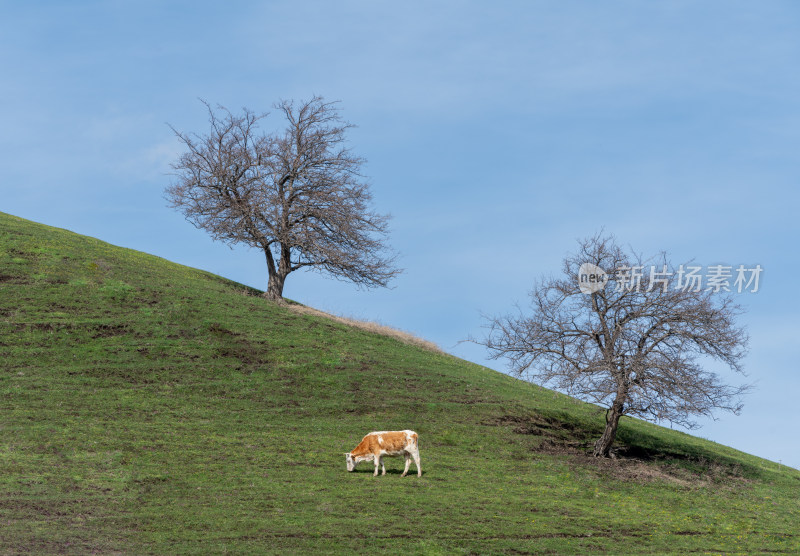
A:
1 210 799 554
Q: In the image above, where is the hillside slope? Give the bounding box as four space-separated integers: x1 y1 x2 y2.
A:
1 212 798 554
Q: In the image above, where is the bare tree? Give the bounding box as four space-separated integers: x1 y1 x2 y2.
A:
166 96 400 300
479 234 750 457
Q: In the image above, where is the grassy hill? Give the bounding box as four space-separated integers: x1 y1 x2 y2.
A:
1 211 798 555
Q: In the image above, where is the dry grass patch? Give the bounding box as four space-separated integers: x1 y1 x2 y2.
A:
285 303 442 353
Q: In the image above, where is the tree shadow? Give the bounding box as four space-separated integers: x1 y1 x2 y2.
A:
350 467 422 476
488 410 764 482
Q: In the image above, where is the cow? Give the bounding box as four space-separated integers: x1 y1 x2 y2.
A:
344 430 421 477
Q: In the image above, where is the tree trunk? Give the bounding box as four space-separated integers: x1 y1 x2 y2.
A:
265 272 286 301
263 247 287 301
593 398 624 457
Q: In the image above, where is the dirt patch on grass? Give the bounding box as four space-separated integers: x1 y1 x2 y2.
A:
449 394 494 405
13 322 80 332
208 322 239 337
91 323 131 338
0 273 30 284
574 454 701 487
206 322 275 373
6 248 37 259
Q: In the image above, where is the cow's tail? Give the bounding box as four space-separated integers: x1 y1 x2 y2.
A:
409 431 419 449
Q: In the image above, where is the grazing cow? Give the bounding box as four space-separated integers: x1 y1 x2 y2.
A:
345 430 421 477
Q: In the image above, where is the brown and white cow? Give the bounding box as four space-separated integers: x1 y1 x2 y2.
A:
344 430 421 477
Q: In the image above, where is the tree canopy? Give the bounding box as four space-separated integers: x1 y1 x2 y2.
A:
166 96 400 300
480 234 751 457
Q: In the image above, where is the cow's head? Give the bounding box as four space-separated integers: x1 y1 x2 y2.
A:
345 452 356 472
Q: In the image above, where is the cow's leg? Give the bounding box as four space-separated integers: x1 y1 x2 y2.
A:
402 453 411 477
412 449 422 477
373 455 380 476
381 458 387 476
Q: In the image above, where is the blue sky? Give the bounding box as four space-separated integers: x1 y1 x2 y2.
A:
2 1 799 468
